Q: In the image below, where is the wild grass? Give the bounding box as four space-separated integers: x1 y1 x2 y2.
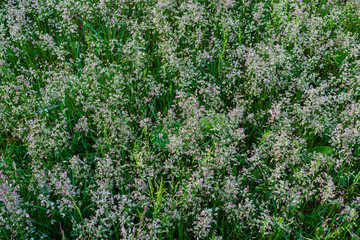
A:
1 0 360 239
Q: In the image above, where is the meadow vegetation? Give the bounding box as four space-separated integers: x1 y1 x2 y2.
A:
0 0 360 239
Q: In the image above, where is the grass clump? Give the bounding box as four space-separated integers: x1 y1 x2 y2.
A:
1 0 360 239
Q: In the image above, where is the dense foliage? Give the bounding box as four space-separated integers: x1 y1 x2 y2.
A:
1 0 360 239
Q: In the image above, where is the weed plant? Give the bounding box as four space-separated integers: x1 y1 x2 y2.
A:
0 0 360 239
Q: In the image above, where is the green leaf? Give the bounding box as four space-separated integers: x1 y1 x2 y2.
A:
308 146 333 156
151 123 180 150
200 114 226 134
151 124 169 150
